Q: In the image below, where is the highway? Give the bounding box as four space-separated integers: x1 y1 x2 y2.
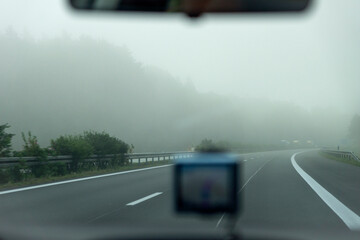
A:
0 149 360 239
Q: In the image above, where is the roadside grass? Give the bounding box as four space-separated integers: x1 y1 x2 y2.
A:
319 151 360 168
0 160 171 191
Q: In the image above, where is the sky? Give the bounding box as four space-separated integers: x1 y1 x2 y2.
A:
0 0 359 114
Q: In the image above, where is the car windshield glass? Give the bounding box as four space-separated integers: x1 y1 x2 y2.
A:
0 0 360 239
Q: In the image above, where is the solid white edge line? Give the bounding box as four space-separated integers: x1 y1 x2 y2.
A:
126 192 163 206
0 165 172 195
291 152 360 231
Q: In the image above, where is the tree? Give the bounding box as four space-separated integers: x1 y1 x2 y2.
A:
83 131 130 155
51 135 93 171
195 138 230 152
0 123 15 157
20 131 44 157
19 132 48 177
51 135 93 159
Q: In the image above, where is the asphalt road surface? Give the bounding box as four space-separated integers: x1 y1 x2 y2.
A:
1 149 360 238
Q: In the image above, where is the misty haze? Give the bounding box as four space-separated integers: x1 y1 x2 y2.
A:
0 30 355 152
2 1 360 239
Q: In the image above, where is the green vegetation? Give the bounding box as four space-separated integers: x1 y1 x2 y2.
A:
51 135 93 158
194 138 313 153
0 127 134 186
16 132 49 178
195 139 230 152
0 160 171 191
83 131 131 155
51 134 94 171
0 33 352 153
0 123 14 157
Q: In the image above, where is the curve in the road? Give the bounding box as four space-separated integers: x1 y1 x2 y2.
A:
292 151 360 231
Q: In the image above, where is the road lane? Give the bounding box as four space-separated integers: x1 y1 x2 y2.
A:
0 165 171 195
292 152 360 230
90 151 276 227
235 150 348 230
296 151 360 216
0 166 173 225
0 149 359 234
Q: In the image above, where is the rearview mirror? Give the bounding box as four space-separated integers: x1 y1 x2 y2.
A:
69 0 311 18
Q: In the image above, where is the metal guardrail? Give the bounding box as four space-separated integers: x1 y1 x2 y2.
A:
0 151 194 168
321 149 360 162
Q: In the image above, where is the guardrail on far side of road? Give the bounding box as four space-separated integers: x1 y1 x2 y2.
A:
321 149 360 163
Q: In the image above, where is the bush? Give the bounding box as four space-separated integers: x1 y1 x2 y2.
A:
10 159 30 182
195 138 230 152
0 169 11 184
20 132 45 157
83 131 129 155
49 162 68 176
50 131 131 172
10 165 24 182
31 162 50 178
0 128 133 184
0 123 15 157
111 154 128 167
15 132 50 177
51 135 93 171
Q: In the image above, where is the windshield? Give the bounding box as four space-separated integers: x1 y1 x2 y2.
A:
0 0 360 239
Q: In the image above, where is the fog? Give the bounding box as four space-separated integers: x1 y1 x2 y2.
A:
0 31 354 152
0 0 359 152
